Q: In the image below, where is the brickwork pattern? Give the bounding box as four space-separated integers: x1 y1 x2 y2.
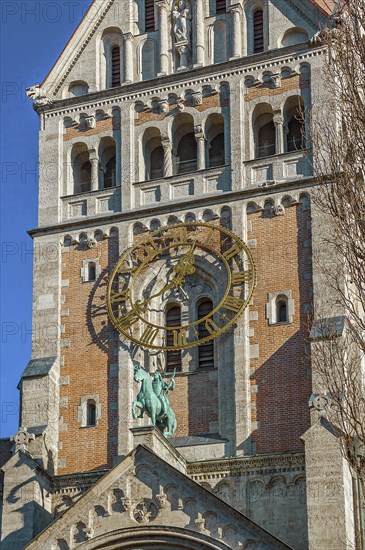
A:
248 203 312 454
245 74 309 102
59 236 119 474
64 118 113 141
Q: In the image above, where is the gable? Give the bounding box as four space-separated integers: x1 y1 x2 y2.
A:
36 0 331 102
24 445 292 550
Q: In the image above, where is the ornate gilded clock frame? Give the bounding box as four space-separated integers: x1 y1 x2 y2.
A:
106 222 256 351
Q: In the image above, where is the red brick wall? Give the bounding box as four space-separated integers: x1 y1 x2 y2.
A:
249 202 312 453
59 236 119 474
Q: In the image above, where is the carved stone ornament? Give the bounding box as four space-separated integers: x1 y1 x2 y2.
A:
273 204 285 216
11 427 35 453
26 85 53 111
309 393 331 417
172 0 192 44
158 99 169 113
191 91 202 106
84 115 96 129
133 499 158 523
271 74 282 88
80 237 97 250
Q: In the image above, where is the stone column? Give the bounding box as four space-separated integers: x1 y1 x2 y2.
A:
229 4 242 58
89 149 99 191
161 133 173 177
156 0 169 75
123 33 134 83
194 0 205 67
194 125 205 171
273 111 284 155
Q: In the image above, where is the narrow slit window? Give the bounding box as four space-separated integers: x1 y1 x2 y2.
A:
145 0 155 32
111 46 121 87
253 9 264 53
86 401 96 426
88 262 96 282
216 0 226 14
277 299 288 323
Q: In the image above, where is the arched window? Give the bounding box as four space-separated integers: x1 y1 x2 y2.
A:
253 9 264 53
177 134 197 174
216 0 226 14
287 117 304 152
69 81 89 97
205 113 225 168
145 0 155 32
111 46 121 87
150 146 164 179
99 137 117 189
88 262 96 282
104 157 116 187
166 305 182 372
254 109 276 158
86 400 96 426
142 128 163 180
198 300 214 369
72 143 92 194
276 297 288 323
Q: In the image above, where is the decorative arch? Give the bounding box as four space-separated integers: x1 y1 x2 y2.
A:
99 137 117 189
68 80 89 98
71 142 91 194
205 113 225 168
101 28 123 89
172 113 197 175
77 525 234 549
252 103 275 158
142 127 163 180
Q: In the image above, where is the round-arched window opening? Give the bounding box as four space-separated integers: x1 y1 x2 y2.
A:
86 400 97 427
88 262 96 282
277 299 288 323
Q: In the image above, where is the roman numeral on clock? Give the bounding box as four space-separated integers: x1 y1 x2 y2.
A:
222 295 244 313
231 270 252 284
109 289 129 304
141 325 159 345
205 318 219 335
171 226 188 245
173 329 187 347
223 243 241 261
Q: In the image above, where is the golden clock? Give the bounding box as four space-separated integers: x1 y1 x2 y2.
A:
106 222 256 350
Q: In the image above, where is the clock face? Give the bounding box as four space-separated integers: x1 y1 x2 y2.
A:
107 222 256 350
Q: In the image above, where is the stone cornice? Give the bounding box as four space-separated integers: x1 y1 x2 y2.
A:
187 452 306 477
28 175 318 238
41 44 326 118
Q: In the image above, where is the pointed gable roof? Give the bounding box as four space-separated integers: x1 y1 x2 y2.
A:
24 444 292 550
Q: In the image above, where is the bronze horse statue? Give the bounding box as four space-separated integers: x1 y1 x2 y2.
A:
132 364 177 437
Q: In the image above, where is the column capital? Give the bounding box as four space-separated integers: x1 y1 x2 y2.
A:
155 0 169 10
122 32 134 42
273 112 284 126
229 3 243 14
194 124 205 140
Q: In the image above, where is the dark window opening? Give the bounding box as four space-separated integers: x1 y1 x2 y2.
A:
111 46 121 87
216 0 226 14
104 156 116 188
145 0 155 32
166 306 182 372
253 9 264 53
257 121 275 158
287 116 305 152
80 161 91 193
177 133 197 174
88 262 96 282
209 133 225 167
86 401 96 426
277 300 288 323
150 145 164 179
198 300 214 369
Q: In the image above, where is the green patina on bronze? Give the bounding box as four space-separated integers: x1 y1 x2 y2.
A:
132 364 177 437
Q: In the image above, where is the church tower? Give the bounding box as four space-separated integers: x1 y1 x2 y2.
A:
0 1 357 549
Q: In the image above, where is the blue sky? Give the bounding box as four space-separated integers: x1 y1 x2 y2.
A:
0 0 93 438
